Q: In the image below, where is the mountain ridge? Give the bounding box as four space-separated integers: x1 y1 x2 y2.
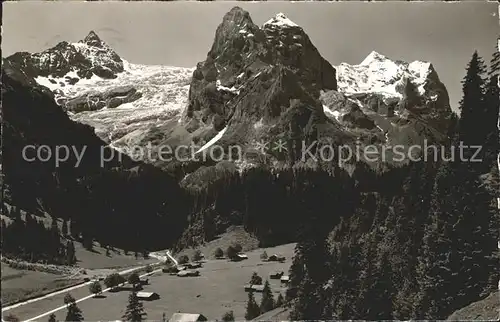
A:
4 30 124 84
2 7 453 172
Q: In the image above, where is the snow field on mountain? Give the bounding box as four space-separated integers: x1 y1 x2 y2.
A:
336 51 433 100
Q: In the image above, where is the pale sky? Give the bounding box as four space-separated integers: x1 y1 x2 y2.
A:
2 1 499 111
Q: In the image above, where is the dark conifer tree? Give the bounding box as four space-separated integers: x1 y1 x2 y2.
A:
221 310 234 322
483 42 500 170
64 293 75 307
489 37 500 76
452 162 499 300
244 291 260 320
66 241 76 265
413 161 458 319
275 293 284 308
82 234 93 251
9 209 25 254
122 291 147 321
289 271 324 320
260 280 275 313
415 155 498 319
61 219 68 237
286 244 305 303
249 272 263 285
69 219 79 239
50 218 61 256
65 302 84 322
0 219 7 250
458 51 488 168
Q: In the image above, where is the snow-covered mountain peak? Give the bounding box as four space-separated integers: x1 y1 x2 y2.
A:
3 30 124 84
360 50 388 66
3 6 452 169
336 51 436 100
263 12 300 29
2 29 195 148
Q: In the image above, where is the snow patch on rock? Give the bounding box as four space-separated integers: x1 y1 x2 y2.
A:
195 126 228 154
263 13 299 28
216 80 241 95
323 105 343 122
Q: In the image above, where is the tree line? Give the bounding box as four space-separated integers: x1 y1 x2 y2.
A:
1 207 76 265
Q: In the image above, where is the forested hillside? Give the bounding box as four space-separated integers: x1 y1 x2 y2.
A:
285 49 500 320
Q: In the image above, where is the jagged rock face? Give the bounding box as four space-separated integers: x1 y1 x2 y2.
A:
181 7 454 171
4 31 124 83
186 7 337 139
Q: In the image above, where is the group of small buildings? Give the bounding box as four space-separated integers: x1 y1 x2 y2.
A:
231 253 249 261
169 313 207 322
269 271 289 284
136 291 160 301
162 262 203 277
264 254 286 262
184 262 203 269
113 313 206 322
127 250 289 321
128 267 206 321
176 270 200 277
244 271 290 293
244 284 266 292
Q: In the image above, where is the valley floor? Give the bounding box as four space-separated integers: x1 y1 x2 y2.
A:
1 263 82 307
1 241 157 309
6 243 295 321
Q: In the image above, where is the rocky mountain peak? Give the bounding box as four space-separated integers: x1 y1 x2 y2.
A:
181 7 343 167
81 30 104 47
186 7 337 135
208 7 259 59
225 6 254 25
3 30 125 88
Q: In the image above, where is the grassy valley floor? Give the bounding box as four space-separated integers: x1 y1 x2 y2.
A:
1 241 157 308
7 243 295 321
